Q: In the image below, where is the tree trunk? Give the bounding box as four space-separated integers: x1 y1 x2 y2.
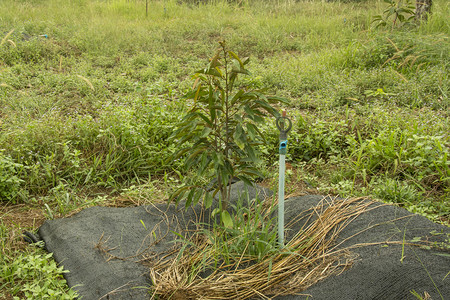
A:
415 0 433 22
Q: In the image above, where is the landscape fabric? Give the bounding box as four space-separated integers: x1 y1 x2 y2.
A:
36 182 450 299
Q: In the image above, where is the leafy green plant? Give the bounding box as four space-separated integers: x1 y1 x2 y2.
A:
288 116 348 162
372 0 416 29
346 128 449 193
0 151 25 203
0 251 78 299
372 177 422 204
170 41 287 212
364 87 395 99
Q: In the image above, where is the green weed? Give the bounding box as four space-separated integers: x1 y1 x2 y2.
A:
0 151 25 203
0 250 79 299
372 177 422 204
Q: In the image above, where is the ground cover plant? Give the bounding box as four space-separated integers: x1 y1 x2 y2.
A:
0 0 449 298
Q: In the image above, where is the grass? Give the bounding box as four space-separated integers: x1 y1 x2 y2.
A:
0 0 449 298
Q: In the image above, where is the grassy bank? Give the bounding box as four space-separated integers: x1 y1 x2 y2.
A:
1 0 449 298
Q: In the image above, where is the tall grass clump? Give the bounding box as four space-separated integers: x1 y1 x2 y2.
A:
418 0 450 34
0 96 183 196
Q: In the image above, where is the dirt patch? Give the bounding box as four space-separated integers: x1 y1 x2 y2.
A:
1 203 46 253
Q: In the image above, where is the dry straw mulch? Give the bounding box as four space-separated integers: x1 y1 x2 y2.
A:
149 197 372 300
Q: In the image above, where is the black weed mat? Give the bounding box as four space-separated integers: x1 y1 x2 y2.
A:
35 182 449 300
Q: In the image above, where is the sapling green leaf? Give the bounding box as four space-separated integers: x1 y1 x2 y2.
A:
221 211 233 229
169 41 288 216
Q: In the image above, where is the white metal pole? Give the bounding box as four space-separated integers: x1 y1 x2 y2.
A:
276 112 291 247
278 151 286 246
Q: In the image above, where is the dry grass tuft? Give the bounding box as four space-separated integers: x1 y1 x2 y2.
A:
149 197 371 299
0 29 14 46
76 75 95 91
0 83 14 89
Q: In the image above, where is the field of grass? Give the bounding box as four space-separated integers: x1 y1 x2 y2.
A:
1 0 449 298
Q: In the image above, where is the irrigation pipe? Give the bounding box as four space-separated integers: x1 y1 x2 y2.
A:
276 111 292 247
